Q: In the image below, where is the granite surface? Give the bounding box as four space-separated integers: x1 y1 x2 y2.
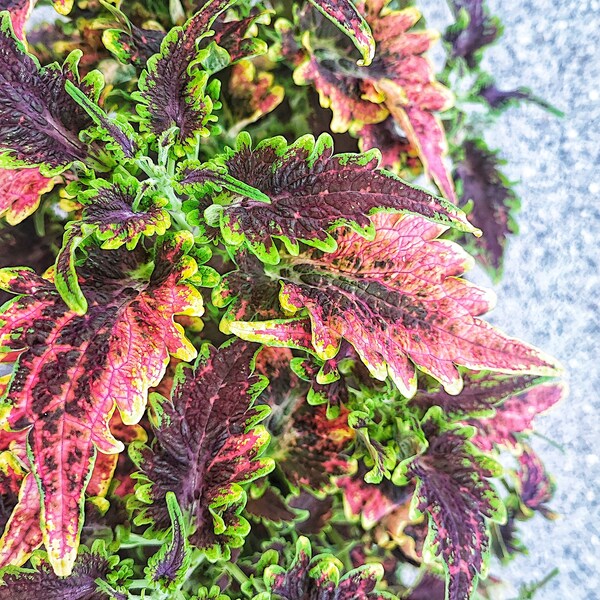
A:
420 1 600 598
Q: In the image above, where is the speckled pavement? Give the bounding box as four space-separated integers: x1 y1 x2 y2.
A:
420 1 600 598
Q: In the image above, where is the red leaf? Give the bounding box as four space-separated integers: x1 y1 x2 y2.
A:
0 233 202 575
231 213 561 398
0 167 56 225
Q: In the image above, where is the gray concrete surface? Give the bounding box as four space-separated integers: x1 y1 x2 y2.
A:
420 1 600 598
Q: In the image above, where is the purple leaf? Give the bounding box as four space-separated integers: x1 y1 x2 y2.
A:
0 546 123 599
394 421 507 600
455 140 519 278
0 14 97 174
134 0 237 144
263 536 394 599
130 340 274 560
411 372 553 416
445 0 500 67
181 132 477 263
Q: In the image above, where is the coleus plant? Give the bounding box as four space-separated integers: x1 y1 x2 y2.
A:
0 1 563 599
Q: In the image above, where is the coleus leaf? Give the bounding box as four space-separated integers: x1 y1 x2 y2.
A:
0 414 144 569
212 252 283 334
411 372 553 417
0 232 203 576
307 0 375 66
134 0 237 145
362 3 456 202
295 3 457 201
0 167 56 225
339 472 411 529
274 402 355 494
0 1 33 41
515 445 556 519
467 382 564 451
406 572 446 600
130 340 274 560
180 133 477 264
256 536 395 599
445 0 500 67
358 117 421 177
145 492 191 593
54 176 171 314
227 60 284 135
231 213 561 398
0 541 129 599
455 140 519 278
104 6 267 70
393 418 507 600
0 14 99 175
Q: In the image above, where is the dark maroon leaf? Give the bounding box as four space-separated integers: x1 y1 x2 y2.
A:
411 372 552 416
406 572 446 600
0 13 97 174
455 140 519 277
445 0 500 67
263 536 394 599
394 421 506 600
130 340 273 559
134 0 236 144
516 446 557 519
181 133 476 263
0 548 118 600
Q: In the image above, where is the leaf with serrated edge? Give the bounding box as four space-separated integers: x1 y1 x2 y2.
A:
134 0 236 144
0 167 56 225
0 232 202 576
393 419 506 600
54 177 171 314
231 213 560 398
180 133 477 264
145 492 191 592
130 340 274 560
468 382 565 451
308 0 375 65
0 15 98 175
256 536 395 599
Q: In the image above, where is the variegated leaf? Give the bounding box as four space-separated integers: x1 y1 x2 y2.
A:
0 233 202 575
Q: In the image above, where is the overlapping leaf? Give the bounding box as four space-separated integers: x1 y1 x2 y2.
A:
455 140 519 278
134 0 237 144
255 536 395 599
393 421 506 600
227 60 284 134
130 340 273 560
0 414 144 569
55 176 171 314
0 233 203 575
0 541 130 599
0 14 99 175
104 5 267 70
307 0 375 65
274 402 355 494
231 213 560 398
0 167 56 225
468 382 564 451
294 2 457 201
180 133 476 263
411 371 552 417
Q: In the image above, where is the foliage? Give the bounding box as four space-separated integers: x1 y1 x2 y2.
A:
0 1 562 599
